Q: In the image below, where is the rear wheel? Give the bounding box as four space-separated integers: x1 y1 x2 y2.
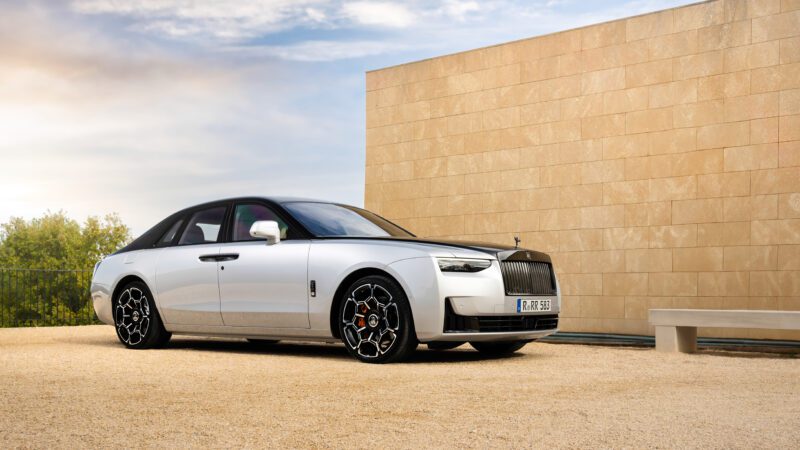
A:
338 275 417 363
470 340 528 356
113 281 171 349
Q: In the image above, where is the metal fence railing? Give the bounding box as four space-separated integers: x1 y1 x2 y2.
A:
0 268 97 327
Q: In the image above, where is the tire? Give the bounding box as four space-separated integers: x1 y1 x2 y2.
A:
247 339 280 345
338 275 418 363
469 340 528 356
113 281 171 349
427 341 465 351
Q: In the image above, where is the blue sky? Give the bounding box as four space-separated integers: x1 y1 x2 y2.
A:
0 0 692 235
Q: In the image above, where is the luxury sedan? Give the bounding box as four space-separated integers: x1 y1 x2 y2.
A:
91 197 561 363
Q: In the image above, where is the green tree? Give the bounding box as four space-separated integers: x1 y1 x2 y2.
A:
0 211 131 269
0 212 131 327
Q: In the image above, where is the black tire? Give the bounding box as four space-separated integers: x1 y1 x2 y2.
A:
470 340 528 356
247 339 280 345
113 281 171 349
427 341 465 351
338 275 418 363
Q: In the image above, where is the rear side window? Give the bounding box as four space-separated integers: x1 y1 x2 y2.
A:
178 206 227 245
232 203 289 241
156 219 183 247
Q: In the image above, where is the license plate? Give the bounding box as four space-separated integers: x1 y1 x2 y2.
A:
517 298 551 313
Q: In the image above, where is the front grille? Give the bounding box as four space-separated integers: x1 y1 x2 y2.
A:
500 260 556 296
444 301 559 333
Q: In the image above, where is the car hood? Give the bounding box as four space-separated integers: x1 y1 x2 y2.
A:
328 236 552 262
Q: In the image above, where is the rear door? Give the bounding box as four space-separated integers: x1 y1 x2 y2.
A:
218 202 311 328
155 204 228 326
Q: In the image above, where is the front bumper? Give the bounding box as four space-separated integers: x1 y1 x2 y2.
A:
388 256 561 342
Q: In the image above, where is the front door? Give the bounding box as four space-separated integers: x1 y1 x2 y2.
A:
218 202 310 328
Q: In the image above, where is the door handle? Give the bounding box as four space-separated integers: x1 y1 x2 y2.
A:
199 253 239 262
217 253 239 261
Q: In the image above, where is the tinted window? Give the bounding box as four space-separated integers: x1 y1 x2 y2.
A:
283 202 413 237
232 204 289 241
156 219 183 247
178 206 227 245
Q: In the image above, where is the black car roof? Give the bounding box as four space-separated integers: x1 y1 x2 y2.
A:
114 196 332 254
178 196 334 211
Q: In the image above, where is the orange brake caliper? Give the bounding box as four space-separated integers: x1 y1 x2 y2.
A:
358 305 368 328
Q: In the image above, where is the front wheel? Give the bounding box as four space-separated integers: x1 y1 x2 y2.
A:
113 281 171 349
338 275 417 363
470 340 528 356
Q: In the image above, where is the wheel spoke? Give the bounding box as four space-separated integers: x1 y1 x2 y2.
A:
342 297 358 323
373 285 392 307
343 325 360 348
383 303 399 331
364 296 379 312
140 296 151 316
351 284 372 303
378 330 397 354
139 317 150 338
357 340 379 358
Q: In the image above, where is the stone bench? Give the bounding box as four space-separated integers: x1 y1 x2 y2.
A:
648 309 800 353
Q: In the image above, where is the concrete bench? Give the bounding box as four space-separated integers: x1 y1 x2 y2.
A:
648 309 800 353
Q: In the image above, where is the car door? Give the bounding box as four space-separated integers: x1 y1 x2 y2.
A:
155 204 228 326
218 202 311 328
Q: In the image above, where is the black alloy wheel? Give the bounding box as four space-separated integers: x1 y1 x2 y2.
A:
113 281 171 349
338 275 417 363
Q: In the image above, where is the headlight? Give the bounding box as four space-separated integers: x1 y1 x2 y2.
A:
437 258 492 273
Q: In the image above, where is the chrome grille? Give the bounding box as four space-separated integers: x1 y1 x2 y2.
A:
500 261 556 296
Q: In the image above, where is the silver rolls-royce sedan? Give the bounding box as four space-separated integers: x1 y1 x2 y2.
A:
91 197 560 363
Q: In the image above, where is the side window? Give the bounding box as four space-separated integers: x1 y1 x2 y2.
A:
232 203 289 242
156 219 184 247
178 206 227 245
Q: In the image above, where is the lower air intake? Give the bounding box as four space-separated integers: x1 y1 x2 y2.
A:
443 301 559 333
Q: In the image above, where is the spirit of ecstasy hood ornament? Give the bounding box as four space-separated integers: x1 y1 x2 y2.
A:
514 236 521 249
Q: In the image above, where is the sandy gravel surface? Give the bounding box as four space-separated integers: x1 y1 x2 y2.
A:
1 326 798 449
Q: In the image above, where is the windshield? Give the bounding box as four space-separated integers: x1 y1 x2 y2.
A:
283 202 414 238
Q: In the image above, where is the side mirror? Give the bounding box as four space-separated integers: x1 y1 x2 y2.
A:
250 220 281 245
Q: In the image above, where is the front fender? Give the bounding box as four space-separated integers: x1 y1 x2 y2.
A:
387 257 440 340
306 240 451 334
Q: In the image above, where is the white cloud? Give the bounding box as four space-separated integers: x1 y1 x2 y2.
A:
305 7 327 23
236 40 414 62
72 0 331 40
67 0 691 62
439 0 480 21
341 1 416 28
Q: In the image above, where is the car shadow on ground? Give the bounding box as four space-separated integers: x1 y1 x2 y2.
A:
159 338 536 363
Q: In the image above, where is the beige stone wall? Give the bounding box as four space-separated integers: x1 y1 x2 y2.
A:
365 0 800 340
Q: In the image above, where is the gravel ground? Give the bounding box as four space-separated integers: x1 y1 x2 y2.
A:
0 326 798 449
